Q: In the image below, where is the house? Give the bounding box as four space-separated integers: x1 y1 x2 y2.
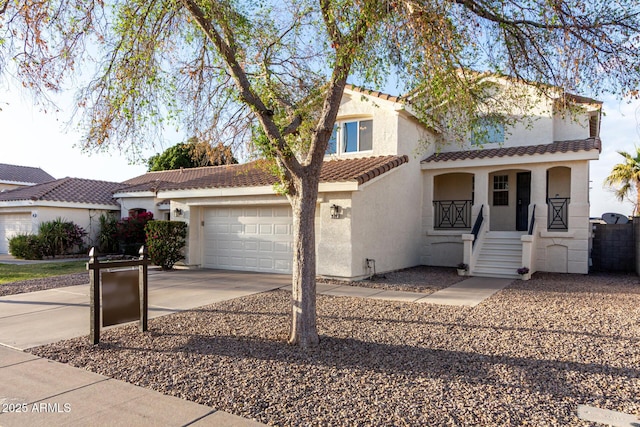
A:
0 177 122 254
115 82 601 279
0 163 54 192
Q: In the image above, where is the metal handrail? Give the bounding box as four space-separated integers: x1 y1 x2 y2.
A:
528 204 536 235
471 205 484 247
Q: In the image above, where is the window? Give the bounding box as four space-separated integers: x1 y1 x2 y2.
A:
472 117 504 145
493 175 509 206
589 115 599 138
325 119 373 155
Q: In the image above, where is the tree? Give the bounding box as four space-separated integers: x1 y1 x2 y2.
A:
2 0 640 347
147 138 238 171
605 148 640 216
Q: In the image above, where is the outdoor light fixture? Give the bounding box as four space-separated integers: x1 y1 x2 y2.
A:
174 208 183 217
330 204 341 219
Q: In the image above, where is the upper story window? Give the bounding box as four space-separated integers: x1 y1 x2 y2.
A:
472 117 504 145
326 119 373 155
589 114 599 138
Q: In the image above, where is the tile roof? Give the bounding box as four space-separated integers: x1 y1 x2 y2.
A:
118 155 409 193
344 84 403 103
0 177 121 206
421 138 601 164
0 163 55 184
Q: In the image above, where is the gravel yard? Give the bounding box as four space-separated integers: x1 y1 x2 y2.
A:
0 273 87 297
28 270 640 426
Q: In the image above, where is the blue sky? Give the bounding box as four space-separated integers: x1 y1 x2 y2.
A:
1 88 639 217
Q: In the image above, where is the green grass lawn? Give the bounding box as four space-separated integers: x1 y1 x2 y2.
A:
0 261 87 285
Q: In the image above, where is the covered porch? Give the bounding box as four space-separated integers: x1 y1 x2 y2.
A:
422 157 593 276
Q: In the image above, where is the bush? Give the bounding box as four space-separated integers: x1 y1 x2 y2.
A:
39 218 87 258
145 221 187 270
98 213 119 253
116 211 154 255
8 234 44 260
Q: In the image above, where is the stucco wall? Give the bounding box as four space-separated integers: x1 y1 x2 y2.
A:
316 193 354 277
117 197 160 219
553 111 590 141
34 206 118 249
348 159 423 278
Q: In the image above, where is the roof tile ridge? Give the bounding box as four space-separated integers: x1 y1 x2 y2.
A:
138 162 250 177
68 176 122 185
29 177 71 201
353 154 409 184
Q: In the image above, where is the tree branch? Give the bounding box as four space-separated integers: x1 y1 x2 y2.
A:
177 0 303 177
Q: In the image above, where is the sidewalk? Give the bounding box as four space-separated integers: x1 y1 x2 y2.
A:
0 345 264 427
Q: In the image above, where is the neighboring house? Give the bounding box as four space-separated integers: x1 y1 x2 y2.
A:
0 163 55 192
115 83 601 279
0 178 121 254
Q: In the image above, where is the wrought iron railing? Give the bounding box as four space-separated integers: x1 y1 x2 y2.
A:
548 198 570 230
433 200 473 229
471 205 484 247
528 205 536 235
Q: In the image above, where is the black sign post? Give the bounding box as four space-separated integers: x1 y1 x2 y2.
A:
87 246 149 344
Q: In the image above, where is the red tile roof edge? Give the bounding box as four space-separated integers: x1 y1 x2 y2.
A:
344 84 403 103
354 156 409 185
117 156 409 194
421 138 601 164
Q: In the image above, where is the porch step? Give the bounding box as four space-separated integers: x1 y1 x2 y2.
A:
471 232 524 279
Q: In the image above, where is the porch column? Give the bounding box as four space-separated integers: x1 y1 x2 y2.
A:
472 171 489 222
569 164 590 237
530 167 547 230
424 171 435 232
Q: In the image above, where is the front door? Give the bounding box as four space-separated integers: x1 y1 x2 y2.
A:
516 172 531 231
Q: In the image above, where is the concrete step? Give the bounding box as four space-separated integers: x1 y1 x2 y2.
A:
476 260 520 268
472 269 521 279
473 231 524 278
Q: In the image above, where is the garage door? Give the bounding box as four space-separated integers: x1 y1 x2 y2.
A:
203 206 293 273
0 213 33 253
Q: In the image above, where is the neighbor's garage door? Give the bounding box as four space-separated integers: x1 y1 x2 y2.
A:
203 206 293 273
0 213 33 253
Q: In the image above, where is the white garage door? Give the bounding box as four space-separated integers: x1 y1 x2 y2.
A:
0 213 33 253
203 206 293 273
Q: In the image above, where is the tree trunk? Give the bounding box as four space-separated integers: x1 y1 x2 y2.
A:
288 172 320 348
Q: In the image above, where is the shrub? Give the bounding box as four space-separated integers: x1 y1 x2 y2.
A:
98 213 119 253
8 234 44 260
145 221 187 270
116 211 154 255
39 218 87 258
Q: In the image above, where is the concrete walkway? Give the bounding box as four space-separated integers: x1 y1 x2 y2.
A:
0 345 264 427
419 276 514 307
0 270 514 426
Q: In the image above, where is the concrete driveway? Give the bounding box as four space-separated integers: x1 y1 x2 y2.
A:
0 269 291 350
